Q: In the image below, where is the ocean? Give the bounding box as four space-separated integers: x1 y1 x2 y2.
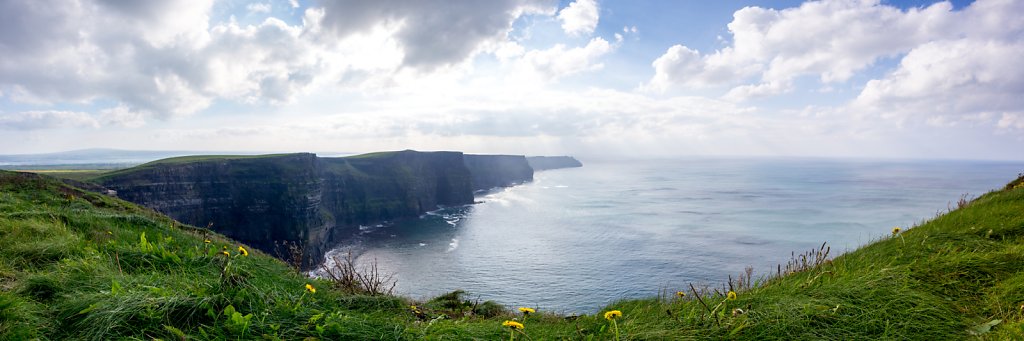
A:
320 157 1024 314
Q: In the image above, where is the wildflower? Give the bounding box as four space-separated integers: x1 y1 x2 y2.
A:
204 239 211 243
892 226 901 235
676 291 686 298
223 245 228 250
518 307 535 315
604 310 623 340
727 291 737 301
221 251 230 257
305 283 316 293
238 246 249 257
502 320 524 330
107 231 113 235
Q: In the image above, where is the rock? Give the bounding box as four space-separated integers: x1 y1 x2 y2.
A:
463 154 533 191
526 156 583 171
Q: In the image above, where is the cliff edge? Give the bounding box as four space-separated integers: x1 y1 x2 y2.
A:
96 151 474 266
94 150 579 267
527 156 583 171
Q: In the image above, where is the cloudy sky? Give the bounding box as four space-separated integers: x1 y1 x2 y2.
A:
1 0 1021 160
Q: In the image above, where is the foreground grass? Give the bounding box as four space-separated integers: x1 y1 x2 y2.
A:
1 170 1022 340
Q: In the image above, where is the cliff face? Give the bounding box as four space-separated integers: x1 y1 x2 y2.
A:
97 151 580 267
96 153 322 253
463 154 533 191
318 151 474 227
526 156 583 171
98 151 474 266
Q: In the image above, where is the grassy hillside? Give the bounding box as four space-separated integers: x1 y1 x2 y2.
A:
17 170 110 182
91 153 307 182
1 170 1022 340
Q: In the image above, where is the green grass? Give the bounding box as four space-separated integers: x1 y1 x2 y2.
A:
89 153 310 183
20 170 110 182
1 169 1022 340
138 153 304 165
343 151 402 159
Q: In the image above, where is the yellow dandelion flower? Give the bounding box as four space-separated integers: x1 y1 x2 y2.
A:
238 246 249 257
676 291 686 298
106 231 113 235
892 226 901 235
502 320 524 330
222 245 228 250
204 239 211 244
727 291 737 301
518 307 535 315
221 251 230 256
305 283 316 293
604 310 622 320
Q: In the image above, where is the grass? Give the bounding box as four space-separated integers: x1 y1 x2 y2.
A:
138 153 305 165
90 153 308 182
19 170 110 182
1 169 1022 339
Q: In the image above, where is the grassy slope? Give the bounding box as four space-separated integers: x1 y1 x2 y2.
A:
90 154 305 182
1 170 1022 340
19 170 110 182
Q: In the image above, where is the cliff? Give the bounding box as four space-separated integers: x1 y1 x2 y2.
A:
462 154 533 191
94 150 580 267
527 156 583 171
96 151 474 266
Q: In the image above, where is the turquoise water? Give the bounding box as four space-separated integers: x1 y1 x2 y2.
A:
321 158 1024 314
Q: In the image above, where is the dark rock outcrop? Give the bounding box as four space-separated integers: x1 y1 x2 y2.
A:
526 156 583 171
463 154 533 191
97 151 473 266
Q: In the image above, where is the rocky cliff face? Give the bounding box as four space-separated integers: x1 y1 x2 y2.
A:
98 151 474 266
98 151 580 267
526 156 583 171
96 154 323 255
463 154 533 191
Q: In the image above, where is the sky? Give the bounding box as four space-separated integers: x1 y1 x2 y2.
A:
0 0 1022 160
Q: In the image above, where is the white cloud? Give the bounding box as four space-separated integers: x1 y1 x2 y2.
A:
854 38 1024 128
647 45 759 91
317 0 553 69
0 0 556 120
644 0 1024 134
998 113 1024 130
646 0 960 93
0 111 100 130
99 105 146 128
558 0 599 36
246 3 271 14
723 81 790 101
519 37 612 80
288 0 299 9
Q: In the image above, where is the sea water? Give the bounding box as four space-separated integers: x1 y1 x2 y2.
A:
321 157 1024 314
